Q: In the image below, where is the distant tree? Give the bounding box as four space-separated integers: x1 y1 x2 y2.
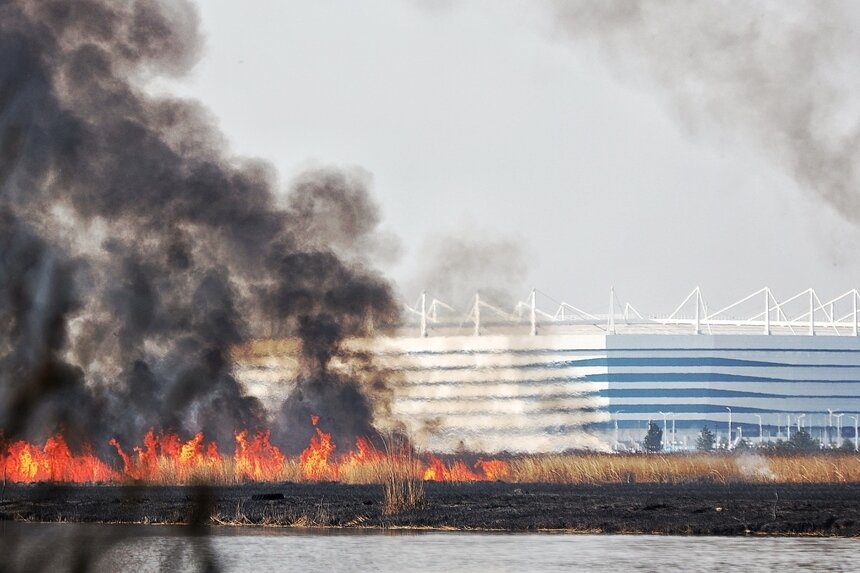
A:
695 427 715 451
734 438 751 451
839 439 856 453
769 439 785 451
643 422 663 452
787 429 819 451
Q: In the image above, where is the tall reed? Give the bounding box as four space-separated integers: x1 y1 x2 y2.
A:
377 433 425 515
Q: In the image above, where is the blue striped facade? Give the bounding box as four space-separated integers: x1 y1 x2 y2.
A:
235 333 860 452
369 333 860 451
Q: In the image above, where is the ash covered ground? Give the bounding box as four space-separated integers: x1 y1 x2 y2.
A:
1 482 858 536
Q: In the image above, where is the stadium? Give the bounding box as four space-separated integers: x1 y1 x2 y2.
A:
236 287 860 453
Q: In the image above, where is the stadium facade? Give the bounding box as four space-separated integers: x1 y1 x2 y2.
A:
235 288 860 452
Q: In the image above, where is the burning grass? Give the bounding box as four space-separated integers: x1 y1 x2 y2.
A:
3 423 859 487
0 420 510 487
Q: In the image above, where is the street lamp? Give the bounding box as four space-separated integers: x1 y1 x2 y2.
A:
835 413 845 446
670 413 676 452
725 407 732 449
754 414 763 446
786 414 791 441
614 410 624 451
658 411 670 451
850 415 859 452
796 413 806 433
827 408 837 447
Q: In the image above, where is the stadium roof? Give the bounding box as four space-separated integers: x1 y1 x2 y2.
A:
402 287 860 337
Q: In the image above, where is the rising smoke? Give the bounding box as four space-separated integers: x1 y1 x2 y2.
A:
0 0 397 455
550 0 860 219
409 232 531 309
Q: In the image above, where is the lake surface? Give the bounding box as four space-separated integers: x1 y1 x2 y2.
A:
1 523 857 572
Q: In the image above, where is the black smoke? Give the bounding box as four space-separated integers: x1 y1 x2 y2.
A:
0 0 397 455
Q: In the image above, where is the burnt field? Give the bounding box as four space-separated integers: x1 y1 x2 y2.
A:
1 482 858 536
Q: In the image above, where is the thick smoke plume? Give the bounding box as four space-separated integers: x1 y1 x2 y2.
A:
0 0 397 454
551 0 860 219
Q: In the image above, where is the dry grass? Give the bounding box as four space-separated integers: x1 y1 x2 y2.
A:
338 459 389 484
376 434 425 515
48 451 860 486
766 455 860 483
505 453 860 484
142 458 303 485
210 498 332 527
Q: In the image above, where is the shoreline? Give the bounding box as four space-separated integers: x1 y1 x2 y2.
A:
6 522 855 538
2 482 859 536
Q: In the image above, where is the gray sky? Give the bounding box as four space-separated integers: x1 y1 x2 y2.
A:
154 0 860 315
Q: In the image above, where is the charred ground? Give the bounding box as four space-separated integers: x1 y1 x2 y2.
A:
1 482 858 536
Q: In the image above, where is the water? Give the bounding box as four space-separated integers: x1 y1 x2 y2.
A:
1 523 857 572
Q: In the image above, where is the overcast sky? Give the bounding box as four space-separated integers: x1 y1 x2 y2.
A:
154 0 860 315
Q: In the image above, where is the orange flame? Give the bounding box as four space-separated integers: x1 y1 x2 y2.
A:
299 416 338 481
235 430 285 481
3 434 117 483
2 421 510 484
475 458 510 481
422 453 447 481
422 454 509 481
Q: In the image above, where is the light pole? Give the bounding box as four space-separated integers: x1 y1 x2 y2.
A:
670 413 676 452
725 407 732 449
614 410 624 451
851 415 859 452
658 411 669 451
827 408 837 447
786 414 791 441
796 413 806 434
754 414 763 446
835 413 844 446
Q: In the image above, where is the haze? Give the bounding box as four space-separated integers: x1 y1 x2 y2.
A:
154 0 860 314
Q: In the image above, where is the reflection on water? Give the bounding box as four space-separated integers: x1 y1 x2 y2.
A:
1 522 857 573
